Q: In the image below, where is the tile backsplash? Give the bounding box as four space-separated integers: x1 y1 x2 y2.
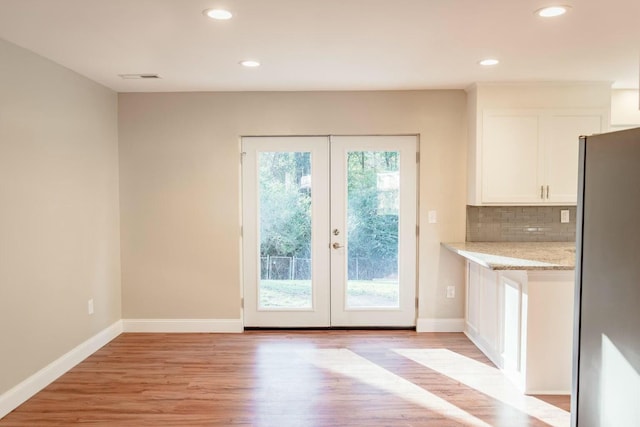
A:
466 205 576 242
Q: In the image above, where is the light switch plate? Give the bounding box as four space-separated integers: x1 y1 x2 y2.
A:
560 210 570 223
446 286 455 298
428 210 437 224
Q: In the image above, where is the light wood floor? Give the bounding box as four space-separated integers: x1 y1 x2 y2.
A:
1 331 570 426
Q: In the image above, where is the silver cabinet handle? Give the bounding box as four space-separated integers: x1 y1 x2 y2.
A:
546 185 550 199
332 242 344 249
541 185 544 199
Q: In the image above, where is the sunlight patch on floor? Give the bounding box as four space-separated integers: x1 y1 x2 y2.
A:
395 348 570 427
300 348 492 427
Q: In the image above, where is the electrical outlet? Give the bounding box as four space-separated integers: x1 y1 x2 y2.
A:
560 210 570 223
428 210 437 224
446 286 455 298
88 299 94 315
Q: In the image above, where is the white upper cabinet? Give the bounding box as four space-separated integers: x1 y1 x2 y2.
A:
482 111 541 204
543 112 604 203
610 89 640 131
467 83 611 206
481 109 606 205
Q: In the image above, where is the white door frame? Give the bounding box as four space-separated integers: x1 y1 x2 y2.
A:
329 135 417 327
241 135 418 327
242 136 331 327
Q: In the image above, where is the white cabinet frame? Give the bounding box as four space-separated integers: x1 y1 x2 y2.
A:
472 108 607 205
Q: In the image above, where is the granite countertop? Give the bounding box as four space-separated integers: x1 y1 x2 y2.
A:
442 241 576 270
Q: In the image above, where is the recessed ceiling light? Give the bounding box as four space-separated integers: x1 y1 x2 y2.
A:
118 73 161 79
536 5 570 17
240 60 261 68
203 8 232 20
479 58 499 66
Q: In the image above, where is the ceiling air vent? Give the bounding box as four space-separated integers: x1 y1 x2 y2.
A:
118 73 161 79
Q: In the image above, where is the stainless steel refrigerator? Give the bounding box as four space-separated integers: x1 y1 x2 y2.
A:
573 127 640 426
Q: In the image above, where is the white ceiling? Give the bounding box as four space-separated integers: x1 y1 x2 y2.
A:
0 0 638 92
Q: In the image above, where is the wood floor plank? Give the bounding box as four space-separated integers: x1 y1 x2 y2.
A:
0 331 570 426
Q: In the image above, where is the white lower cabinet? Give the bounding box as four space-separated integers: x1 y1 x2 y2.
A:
464 261 575 394
465 263 500 363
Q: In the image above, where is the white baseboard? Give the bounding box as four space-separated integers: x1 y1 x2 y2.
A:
525 389 571 396
0 320 123 420
122 318 244 333
416 318 465 332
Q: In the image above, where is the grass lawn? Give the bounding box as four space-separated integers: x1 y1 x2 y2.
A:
259 279 399 308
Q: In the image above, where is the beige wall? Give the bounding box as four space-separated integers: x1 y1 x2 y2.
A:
0 39 121 394
118 90 468 321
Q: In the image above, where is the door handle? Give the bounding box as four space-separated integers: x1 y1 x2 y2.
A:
332 242 344 249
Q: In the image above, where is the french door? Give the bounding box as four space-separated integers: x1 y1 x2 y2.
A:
242 135 417 327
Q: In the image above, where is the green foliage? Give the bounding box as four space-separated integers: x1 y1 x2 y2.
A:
346 152 399 279
259 150 400 280
259 152 311 258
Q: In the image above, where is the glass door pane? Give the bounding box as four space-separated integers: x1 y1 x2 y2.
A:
346 151 400 308
259 151 312 309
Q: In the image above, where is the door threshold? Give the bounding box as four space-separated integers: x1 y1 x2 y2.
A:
243 326 416 331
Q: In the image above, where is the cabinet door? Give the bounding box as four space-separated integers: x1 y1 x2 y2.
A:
482 112 542 203
543 113 604 204
478 266 499 350
501 274 523 373
466 262 480 334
